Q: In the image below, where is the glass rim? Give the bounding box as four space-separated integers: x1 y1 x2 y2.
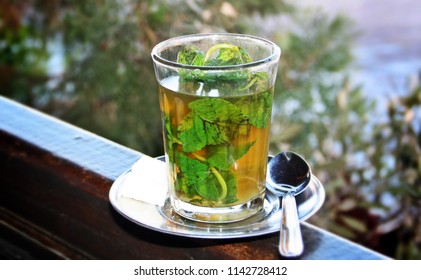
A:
151 33 281 71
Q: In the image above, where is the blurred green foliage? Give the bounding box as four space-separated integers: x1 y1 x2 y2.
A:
1 0 420 259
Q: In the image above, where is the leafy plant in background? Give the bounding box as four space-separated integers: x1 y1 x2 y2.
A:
370 85 421 259
1 0 420 259
0 0 50 104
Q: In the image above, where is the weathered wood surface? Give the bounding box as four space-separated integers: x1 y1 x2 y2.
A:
0 96 389 259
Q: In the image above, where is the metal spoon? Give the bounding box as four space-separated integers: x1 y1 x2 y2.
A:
266 151 312 257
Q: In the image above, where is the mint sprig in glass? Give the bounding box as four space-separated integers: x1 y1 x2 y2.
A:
152 34 280 223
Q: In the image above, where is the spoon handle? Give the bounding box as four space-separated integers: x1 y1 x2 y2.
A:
279 192 304 257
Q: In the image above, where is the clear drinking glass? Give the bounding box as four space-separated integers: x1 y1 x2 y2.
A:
151 33 280 223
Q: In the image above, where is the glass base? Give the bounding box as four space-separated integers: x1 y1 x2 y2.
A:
170 191 266 223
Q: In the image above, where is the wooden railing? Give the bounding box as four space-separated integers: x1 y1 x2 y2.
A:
0 96 389 260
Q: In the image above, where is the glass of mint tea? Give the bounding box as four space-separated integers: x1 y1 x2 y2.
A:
151 33 280 223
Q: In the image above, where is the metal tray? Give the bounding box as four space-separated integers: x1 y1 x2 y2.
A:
109 157 325 239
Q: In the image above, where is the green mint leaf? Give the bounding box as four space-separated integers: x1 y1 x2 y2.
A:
241 72 270 92
177 43 258 92
164 115 176 162
176 152 228 201
178 113 207 153
164 115 182 146
192 71 250 83
204 44 252 66
197 166 229 201
238 46 253 64
221 170 238 204
177 46 205 66
177 111 232 152
189 98 248 124
196 174 220 201
176 152 210 188
192 53 205 66
178 97 261 153
207 141 256 170
186 98 250 149
203 121 230 145
164 115 173 143
196 167 236 201
174 176 197 198
236 90 273 128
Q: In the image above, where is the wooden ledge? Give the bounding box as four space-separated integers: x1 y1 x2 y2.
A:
0 96 389 259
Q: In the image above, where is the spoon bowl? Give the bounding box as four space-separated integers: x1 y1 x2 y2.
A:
266 151 312 257
267 151 311 195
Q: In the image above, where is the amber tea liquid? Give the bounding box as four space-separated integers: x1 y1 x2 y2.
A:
158 76 272 222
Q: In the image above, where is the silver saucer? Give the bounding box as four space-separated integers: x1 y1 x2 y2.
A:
109 157 325 239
